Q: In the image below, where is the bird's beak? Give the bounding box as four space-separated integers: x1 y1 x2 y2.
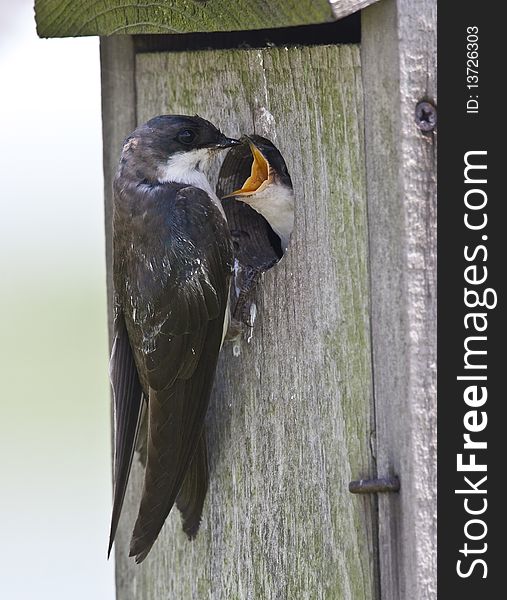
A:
223 140 271 198
214 135 241 149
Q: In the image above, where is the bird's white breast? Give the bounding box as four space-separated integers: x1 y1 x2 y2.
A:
158 149 225 218
246 183 294 251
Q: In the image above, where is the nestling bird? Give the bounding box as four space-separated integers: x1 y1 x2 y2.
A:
220 135 294 330
224 135 294 252
108 114 239 563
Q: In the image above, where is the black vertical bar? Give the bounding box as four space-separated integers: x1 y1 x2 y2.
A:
438 4 503 596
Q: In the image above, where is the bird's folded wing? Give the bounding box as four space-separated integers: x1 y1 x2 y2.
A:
175 431 209 539
108 312 145 557
113 184 232 562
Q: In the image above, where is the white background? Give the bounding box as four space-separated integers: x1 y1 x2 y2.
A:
0 1 114 598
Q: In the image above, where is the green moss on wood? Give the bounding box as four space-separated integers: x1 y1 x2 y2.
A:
107 44 377 599
34 0 334 38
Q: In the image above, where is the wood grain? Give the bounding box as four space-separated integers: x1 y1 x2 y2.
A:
329 0 381 19
361 1 437 598
107 44 378 599
99 36 136 343
35 0 336 37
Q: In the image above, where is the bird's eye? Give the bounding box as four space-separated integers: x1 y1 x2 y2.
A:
177 129 196 144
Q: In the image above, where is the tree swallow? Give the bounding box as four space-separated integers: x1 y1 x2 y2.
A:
108 115 239 563
219 135 294 330
224 135 294 252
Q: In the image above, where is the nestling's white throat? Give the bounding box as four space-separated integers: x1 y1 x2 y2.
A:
241 182 294 251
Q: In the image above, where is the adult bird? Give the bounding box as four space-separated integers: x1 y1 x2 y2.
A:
108 114 239 563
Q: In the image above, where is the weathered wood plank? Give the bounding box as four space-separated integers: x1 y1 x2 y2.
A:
361 0 437 598
99 36 136 343
329 0 381 19
109 44 378 599
34 0 382 38
99 36 138 598
35 0 332 37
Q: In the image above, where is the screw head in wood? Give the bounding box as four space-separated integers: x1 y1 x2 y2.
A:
415 101 437 132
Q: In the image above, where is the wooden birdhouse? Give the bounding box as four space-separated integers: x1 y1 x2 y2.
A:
34 1 436 597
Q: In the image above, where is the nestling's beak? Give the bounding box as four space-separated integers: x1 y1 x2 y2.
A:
214 135 241 149
224 139 272 198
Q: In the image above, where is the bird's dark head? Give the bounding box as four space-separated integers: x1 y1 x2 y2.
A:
141 115 240 155
119 115 240 184
223 134 293 199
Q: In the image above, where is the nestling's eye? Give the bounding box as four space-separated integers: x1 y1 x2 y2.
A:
177 129 196 144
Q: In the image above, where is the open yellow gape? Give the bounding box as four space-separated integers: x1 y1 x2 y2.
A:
225 142 272 197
